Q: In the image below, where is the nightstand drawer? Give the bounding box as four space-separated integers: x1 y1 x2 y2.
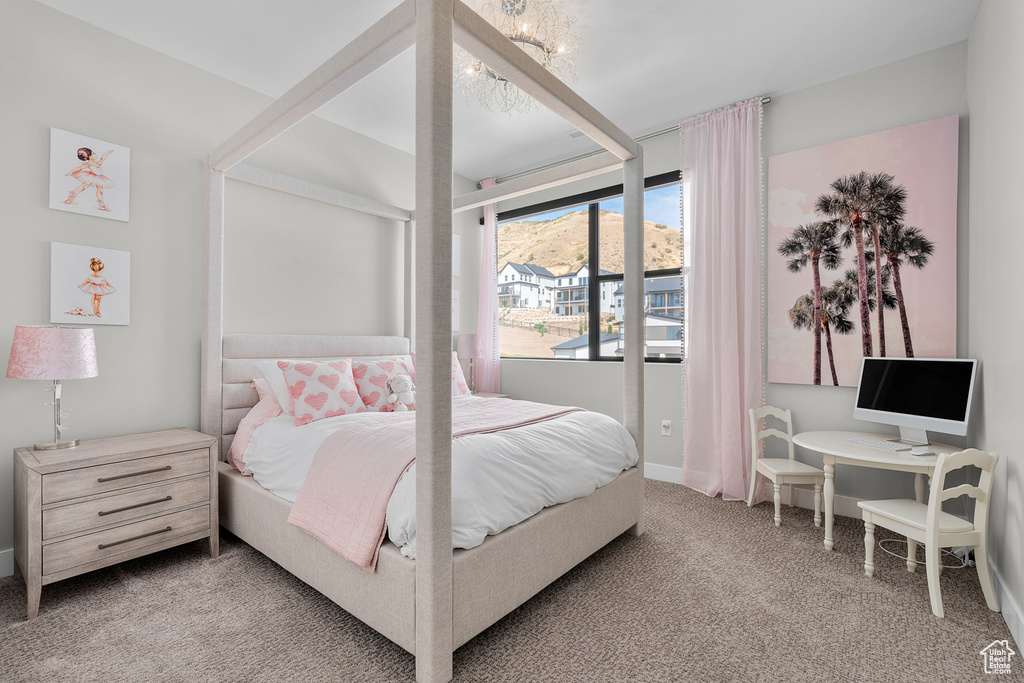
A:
42 448 210 504
42 477 211 540
43 505 210 576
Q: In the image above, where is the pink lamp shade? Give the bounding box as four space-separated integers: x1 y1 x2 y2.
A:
457 333 484 360
6 326 99 380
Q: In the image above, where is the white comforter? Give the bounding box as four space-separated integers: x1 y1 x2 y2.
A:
242 395 638 557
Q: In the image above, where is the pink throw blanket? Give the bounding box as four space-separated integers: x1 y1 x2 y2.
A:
287 397 581 570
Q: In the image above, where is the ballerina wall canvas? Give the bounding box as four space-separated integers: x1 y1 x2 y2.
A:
49 128 130 222
51 242 131 326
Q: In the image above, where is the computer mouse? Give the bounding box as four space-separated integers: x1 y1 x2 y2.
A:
910 448 934 456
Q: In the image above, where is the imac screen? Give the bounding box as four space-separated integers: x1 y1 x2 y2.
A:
856 358 974 422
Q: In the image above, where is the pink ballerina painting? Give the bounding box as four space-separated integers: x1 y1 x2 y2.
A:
77 257 116 317
64 148 116 211
49 128 130 222
51 242 131 326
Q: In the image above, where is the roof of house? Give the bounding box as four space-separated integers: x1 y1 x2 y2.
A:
555 266 615 279
550 333 619 351
613 276 682 296
613 312 682 327
501 262 556 278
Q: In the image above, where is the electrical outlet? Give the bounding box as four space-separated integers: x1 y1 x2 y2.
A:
661 420 672 436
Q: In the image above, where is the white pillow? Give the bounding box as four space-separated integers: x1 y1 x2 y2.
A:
409 351 471 396
255 358 301 415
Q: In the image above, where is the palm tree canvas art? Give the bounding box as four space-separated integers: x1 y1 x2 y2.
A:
767 115 958 386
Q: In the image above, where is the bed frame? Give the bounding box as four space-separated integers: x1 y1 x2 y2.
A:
201 2 645 681
215 331 642 654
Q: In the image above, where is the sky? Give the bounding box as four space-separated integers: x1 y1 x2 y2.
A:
508 184 681 228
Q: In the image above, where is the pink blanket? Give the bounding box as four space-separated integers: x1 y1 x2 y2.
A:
287 397 582 570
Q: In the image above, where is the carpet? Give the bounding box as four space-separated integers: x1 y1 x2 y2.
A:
0 480 1016 682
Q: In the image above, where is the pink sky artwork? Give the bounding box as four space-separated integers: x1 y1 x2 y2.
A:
767 115 959 387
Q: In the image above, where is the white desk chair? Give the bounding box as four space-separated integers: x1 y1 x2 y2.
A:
747 406 824 527
858 448 1000 618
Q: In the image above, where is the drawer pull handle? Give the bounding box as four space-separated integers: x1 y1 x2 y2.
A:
97 465 172 483
97 496 173 517
98 526 172 550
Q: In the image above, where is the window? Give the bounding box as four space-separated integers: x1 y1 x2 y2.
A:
495 172 682 360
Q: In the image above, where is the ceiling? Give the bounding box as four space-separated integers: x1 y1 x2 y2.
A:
36 0 980 181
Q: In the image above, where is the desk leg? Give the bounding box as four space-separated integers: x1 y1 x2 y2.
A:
824 457 835 551
906 473 927 573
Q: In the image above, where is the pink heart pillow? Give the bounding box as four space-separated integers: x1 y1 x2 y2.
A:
351 356 416 412
279 359 366 426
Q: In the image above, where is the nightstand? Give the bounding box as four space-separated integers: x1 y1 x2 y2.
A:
473 392 509 399
13 428 218 620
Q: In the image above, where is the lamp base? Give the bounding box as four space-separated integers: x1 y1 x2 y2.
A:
34 439 79 451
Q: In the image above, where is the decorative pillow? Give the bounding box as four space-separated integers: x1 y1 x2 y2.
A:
251 376 279 407
255 358 303 414
279 359 366 426
409 352 471 396
351 356 416 412
451 352 471 396
227 379 282 474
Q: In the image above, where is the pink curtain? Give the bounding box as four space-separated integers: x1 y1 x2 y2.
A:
475 178 501 394
680 98 764 501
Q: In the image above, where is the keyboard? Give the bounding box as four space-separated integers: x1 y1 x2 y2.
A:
844 436 912 452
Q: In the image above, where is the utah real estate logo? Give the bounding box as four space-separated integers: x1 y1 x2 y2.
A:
980 640 1015 675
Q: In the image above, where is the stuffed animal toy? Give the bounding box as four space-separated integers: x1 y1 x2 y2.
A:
387 373 415 412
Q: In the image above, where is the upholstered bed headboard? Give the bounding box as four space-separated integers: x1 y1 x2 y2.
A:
215 334 411 455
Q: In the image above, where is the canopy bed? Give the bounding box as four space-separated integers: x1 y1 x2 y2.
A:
201 2 646 681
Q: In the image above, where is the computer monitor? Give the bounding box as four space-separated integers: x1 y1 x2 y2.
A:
852 357 978 446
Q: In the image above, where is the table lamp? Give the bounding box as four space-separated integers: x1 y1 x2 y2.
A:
456 333 484 393
6 325 98 450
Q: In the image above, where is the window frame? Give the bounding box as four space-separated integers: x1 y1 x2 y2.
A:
493 170 682 363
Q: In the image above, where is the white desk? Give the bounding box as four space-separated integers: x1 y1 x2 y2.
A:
792 431 963 552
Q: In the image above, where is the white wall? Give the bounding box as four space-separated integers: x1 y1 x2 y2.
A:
0 0 477 568
966 0 1024 642
764 43 971 502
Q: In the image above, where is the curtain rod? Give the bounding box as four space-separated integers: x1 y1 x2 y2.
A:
490 96 771 186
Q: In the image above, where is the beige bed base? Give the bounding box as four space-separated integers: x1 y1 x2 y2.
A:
220 464 641 653
215 334 643 654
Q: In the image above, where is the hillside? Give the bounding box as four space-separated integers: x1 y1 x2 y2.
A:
497 209 681 276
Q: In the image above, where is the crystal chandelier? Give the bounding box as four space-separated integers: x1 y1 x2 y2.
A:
456 0 579 114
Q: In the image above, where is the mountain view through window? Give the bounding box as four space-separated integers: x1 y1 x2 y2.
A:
496 183 686 359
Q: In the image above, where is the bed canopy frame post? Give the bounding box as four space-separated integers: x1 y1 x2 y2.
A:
201 1 647 680
623 150 645 535
201 162 225 440
405 220 416 345
415 0 454 681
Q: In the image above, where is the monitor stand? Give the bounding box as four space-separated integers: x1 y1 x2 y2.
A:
896 426 929 447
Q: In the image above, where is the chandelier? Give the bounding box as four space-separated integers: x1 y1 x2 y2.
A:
456 0 579 114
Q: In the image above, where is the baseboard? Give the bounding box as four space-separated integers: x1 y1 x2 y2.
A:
991 562 1024 648
0 548 12 579
644 462 680 484
790 486 862 520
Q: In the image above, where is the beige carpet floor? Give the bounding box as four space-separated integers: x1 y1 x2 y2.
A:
0 480 1017 682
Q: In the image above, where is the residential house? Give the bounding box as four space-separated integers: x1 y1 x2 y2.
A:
550 333 619 359
498 262 555 310
613 276 682 323
553 265 617 316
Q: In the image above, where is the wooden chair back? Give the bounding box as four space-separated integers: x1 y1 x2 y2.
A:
749 405 795 471
926 448 999 546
